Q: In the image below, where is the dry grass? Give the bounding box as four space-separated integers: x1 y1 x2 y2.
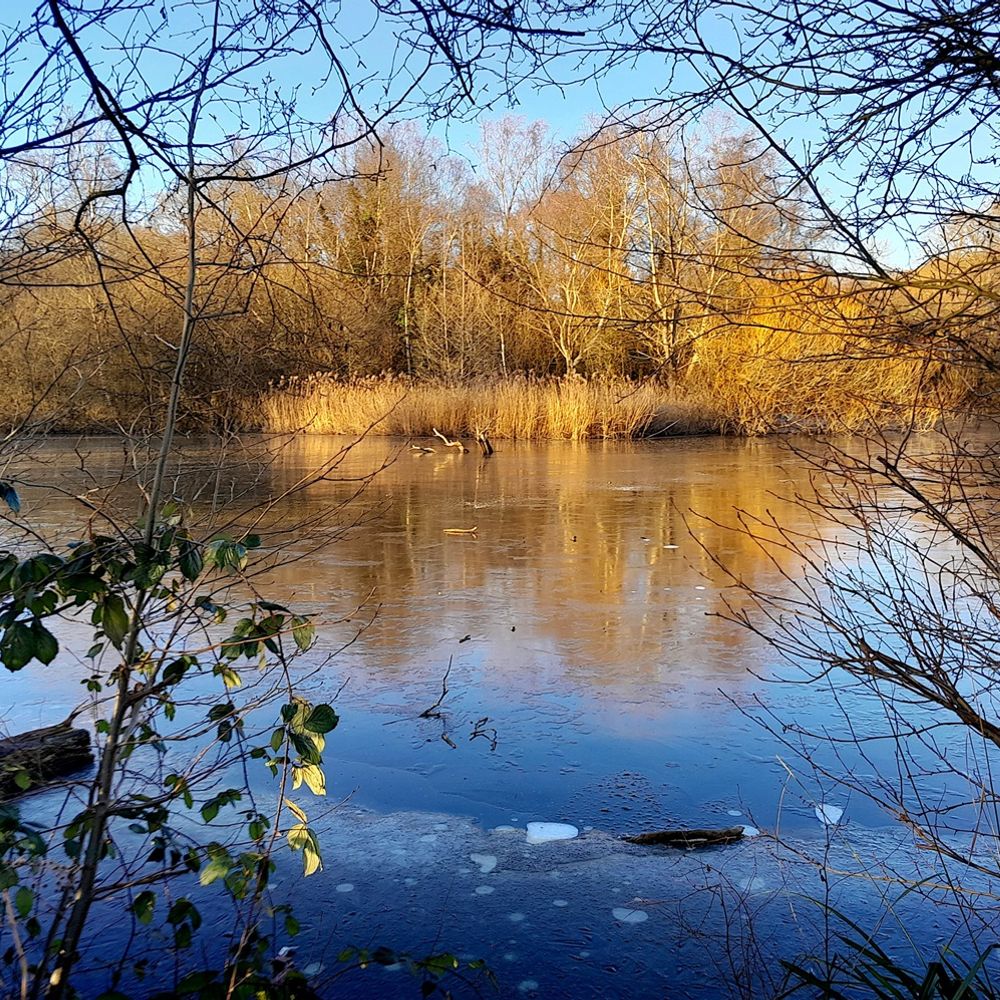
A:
251 375 722 440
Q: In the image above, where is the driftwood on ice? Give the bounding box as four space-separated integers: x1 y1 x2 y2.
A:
0 722 94 799
622 827 746 849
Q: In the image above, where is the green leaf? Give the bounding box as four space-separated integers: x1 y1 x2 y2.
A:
305 704 339 735
177 541 203 582
101 595 130 647
14 886 32 919
13 770 31 791
292 617 316 652
132 890 155 925
0 482 21 514
31 620 58 665
198 856 231 886
216 665 242 689
289 731 321 764
257 599 289 612
175 971 219 993
205 539 248 573
1 621 34 671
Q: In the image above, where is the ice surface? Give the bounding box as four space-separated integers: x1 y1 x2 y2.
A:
278 806 974 1000
471 853 498 874
525 822 579 844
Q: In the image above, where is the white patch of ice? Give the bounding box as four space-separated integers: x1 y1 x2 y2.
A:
815 804 844 826
503 953 517 962
474 885 495 895
335 883 354 893
508 912 526 922
525 822 579 844
518 980 539 993
493 825 518 833
404 877 417 886
727 809 742 817
470 853 497 874
552 899 569 907
741 825 760 837
419 834 437 843
612 907 649 924
433 823 449 831
302 963 323 977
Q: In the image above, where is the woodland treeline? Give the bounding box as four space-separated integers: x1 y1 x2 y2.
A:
2 118 987 436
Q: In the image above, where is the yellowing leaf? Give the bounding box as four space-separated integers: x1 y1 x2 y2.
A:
298 763 326 797
285 799 307 823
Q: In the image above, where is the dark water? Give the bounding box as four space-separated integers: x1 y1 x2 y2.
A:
1 435 995 998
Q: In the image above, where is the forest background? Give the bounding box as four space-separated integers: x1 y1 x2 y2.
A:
4 108 984 441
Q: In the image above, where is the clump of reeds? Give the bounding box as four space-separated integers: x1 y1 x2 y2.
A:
252 374 721 440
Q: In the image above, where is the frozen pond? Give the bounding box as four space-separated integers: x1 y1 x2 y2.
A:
1 435 995 996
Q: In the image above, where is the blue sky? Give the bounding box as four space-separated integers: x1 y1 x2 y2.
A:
2 0 972 268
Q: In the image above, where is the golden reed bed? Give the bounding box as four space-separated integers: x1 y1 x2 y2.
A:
252 361 957 440
254 376 722 440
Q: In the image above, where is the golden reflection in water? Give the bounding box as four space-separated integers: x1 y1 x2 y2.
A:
254 436 813 701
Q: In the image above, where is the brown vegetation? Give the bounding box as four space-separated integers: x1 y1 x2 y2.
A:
0 120 978 439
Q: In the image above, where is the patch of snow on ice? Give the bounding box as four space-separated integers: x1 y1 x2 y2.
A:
815 804 844 826
525 822 579 844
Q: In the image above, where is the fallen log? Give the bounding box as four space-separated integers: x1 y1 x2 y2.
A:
623 826 745 849
0 722 94 799
432 428 468 453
